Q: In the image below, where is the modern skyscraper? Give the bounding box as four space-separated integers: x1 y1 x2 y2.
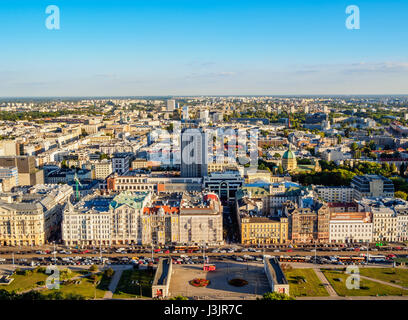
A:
182 106 189 120
167 99 176 111
180 128 208 177
198 109 209 123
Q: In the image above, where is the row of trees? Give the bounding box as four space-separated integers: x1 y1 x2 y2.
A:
0 108 102 121
293 160 403 186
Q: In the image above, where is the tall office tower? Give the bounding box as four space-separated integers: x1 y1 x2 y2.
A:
304 105 309 114
167 99 176 111
182 106 189 120
180 128 208 177
199 110 209 123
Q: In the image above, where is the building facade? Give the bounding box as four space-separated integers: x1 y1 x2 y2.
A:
329 211 373 243
351 175 394 200
316 186 354 203
286 201 330 243
240 216 288 245
62 191 223 246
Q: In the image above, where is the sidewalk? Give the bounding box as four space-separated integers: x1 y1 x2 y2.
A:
360 275 408 291
313 268 338 297
103 265 132 299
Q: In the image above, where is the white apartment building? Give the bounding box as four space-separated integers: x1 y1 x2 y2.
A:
316 186 354 203
93 160 113 180
396 208 408 241
329 211 373 243
321 149 352 162
62 192 152 246
371 206 398 242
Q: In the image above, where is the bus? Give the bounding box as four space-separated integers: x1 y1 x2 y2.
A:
338 256 365 264
279 256 310 263
368 254 386 262
173 245 200 252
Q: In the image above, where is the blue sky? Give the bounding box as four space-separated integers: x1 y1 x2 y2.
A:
0 0 407 96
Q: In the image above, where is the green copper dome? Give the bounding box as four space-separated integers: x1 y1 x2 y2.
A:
282 149 295 160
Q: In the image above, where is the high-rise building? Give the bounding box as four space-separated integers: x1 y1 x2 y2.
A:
182 106 189 120
0 156 43 186
199 110 209 123
180 128 208 177
167 99 176 112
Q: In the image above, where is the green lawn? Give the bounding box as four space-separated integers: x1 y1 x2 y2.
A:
113 269 154 299
2 267 81 294
2 271 48 293
322 269 407 297
42 271 110 299
284 268 329 297
359 268 408 287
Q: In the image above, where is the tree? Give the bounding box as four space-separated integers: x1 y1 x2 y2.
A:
368 140 376 151
104 268 114 278
259 292 294 300
166 123 174 133
336 134 342 144
390 163 397 173
89 264 98 272
350 142 359 152
100 153 110 160
400 163 406 177
61 160 68 168
278 164 284 175
258 163 267 171
273 153 281 159
395 191 407 201
368 152 377 160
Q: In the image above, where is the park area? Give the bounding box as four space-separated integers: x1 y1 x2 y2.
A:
0 266 114 299
1 267 50 293
283 268 329 297
41 268 112 299
113 268 155 299
359 268 408 288
322 268 408 297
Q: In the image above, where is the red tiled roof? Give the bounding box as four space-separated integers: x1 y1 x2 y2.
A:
143 205 179 215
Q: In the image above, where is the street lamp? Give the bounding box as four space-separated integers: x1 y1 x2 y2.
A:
53 241 56 266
